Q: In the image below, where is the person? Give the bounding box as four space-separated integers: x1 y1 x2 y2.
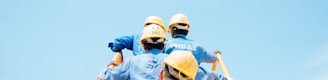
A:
109 16 166 55
99 24 167 80
160 50 198 80
164 13 217 64
160 50 229 80
107 16 166 68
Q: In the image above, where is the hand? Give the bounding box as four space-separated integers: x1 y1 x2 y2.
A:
213 50 221 54
107 52 123 68
107 61 119 68
108 42 113 48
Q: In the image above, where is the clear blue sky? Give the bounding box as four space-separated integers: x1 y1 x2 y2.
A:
1 0 327 80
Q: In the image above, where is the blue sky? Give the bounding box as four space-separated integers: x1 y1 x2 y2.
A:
1 0 327 80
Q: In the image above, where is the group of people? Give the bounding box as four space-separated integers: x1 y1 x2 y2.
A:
97 13 231 80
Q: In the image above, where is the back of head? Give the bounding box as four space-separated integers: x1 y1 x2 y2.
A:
168 13 191 37
140 24 167 50
144 16 166 32
162 50 198 80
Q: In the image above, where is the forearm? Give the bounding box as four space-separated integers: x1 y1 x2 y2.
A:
110 35 135 52
202 51 218 63
108 52 123 68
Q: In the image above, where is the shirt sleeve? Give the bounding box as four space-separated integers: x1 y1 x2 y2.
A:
200 46 218 63
217 74 229 80
111 34 135 52
109 58 133 80
195 67 229 80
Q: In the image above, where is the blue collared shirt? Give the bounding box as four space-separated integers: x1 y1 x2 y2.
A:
196 67 229 80
164 34 218 64
110 33 145 56
101 49 167 80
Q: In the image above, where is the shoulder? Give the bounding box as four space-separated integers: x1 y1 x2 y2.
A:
185 37 194 41
158 53 168 57
165 39 177 44
126 55 152 66
188 39 201 46
122 33 141 38
190 41 205 50
155 53 168 62
167 38 187 43
167 38 178 42
129 33 141 38
132 54 152 60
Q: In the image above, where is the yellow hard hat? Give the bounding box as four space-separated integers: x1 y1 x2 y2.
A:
144 16 166 32
168 13 190 32
163 50 198 80
140 24 166 44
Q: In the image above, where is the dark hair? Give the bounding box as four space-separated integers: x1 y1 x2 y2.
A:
142 42 164 50
142 38 165 50
171 27 189 37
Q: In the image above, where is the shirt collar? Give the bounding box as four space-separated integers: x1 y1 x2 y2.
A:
147 49 162 55
174 34 187 39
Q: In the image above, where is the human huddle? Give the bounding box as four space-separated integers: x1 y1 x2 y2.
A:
97 13 232 80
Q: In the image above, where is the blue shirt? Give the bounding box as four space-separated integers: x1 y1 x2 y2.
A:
110 33 145 56
101 49 167 80
196 67 228 80
164 34 218 64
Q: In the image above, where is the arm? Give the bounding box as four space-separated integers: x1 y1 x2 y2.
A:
200 47 218 63
107 34 136 69
197 67 231 80
211 50 232 80
217 73 231 80
214 50 231 79
102 58 132 80
108 52 123 68
110 34 135 52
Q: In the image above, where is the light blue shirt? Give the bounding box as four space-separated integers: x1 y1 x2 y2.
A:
100 49 167 80
164 34 218 64
110 33 145 56
196 67 228 80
